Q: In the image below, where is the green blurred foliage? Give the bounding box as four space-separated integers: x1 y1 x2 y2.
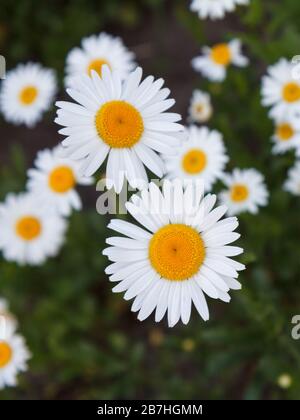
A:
1 0 300 400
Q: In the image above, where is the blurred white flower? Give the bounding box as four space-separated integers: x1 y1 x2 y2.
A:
219 168 269 215
0 320 30 390
261 58 300 121
27 146 93 217
164 126 228 191
192 39 248 82
65 32 136 88
271 119 300 155
0 63 56 127
284 161 300 196
0 193 67 266
56 66 183 193
104 180 244 327
190 0 249 20
188 90 213 123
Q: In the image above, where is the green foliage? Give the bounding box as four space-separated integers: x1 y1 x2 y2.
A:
1 0 300 400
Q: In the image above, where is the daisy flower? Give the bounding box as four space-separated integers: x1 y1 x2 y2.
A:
192 39 248 82
165 126 229 191
0 321 30 389
27 146 94 217
190 0 249 20
261 58 300 121
0 63 56 127
0 193 67 266
284 161 300 196
65 32 135 88
188 89 213 123
55 66 183 193
103 180 244 327
219 168 269 215
271 119 300 155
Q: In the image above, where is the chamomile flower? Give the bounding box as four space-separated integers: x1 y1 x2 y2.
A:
165 126 228 191
261 58 300 121
190 0 249 20
219 169 269 215
188 90 213 123
55 66 183 193
27 146 94 217
0 321 30 389
0 193 67 266
271 119 300 155
103 180 244 327
192 39 248 82
0 63 56 127
0 298 17 330
284 161 300 196
65 32 135 88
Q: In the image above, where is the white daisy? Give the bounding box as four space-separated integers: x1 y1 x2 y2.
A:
271 119 300 155
165 126 228 191
192 39 248 82
55 65 183 193
0 63 56 127
65 32 136 88
188 89 213 123
219 168 269 215
0 193 67 266
0 321 30 389
261 58 300 121
27 146 94 217
284 161 300 196
190 0 249 20
103 179 244 328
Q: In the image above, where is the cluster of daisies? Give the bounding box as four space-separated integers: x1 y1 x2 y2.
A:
261 58 300 196
0 298 30 389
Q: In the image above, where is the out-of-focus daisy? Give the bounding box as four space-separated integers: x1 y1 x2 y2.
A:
284 161 300 196
0 321 30 390
0 298 17 330
65 32 135 88
0 193 67 266
271 119 300 155
165 126 228 191
190 0 249 20
27 146 93 217
192 39 248 82
261 58 300 121
219 168 269 215
0 63 56 127
56 66 183 193
188 90 213 123
103 180 244 327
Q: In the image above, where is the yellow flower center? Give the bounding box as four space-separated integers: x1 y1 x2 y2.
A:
195 104 204 114
182 149 207 174
276 123 294 141
230 184 249 202
0 341 12 368
95 100 144 148
48 166 75 193
19 85 38 105
210 43 231 66
149 224 206 281
16 216 42 241
87 58 110 77
282 82 300 103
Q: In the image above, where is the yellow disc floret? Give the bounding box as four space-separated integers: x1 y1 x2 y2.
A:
210 43 231 66
149 224 206 281
87 59 110 77
19 86 38 105
282 82 300 103
230 184 249 202
0 341 12 368
182 149 207 174
48 166 75 193
16 216 42 241
276 123 294 141
95 100 144 148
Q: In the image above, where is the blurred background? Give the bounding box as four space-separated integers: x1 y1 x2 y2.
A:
1 0 300 400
